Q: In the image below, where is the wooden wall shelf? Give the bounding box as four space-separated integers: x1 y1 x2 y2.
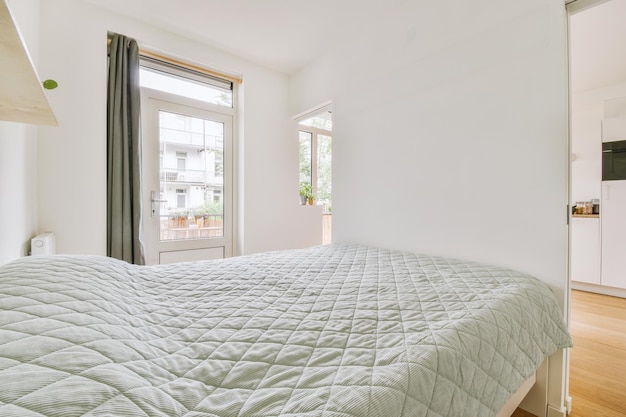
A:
0 0 57 126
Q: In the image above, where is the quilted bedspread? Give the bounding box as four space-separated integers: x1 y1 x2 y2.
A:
0 243 571 417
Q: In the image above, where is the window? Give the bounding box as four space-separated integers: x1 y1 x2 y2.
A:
214 148 224 177
298 111 332 212
297 108 332 245
176 152 187 171
317 134 332 205
139 55 233 107
299 131 312 185
157 110 226 238
176 190 186 209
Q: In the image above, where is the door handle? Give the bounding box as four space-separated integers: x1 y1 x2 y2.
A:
151 191 168 217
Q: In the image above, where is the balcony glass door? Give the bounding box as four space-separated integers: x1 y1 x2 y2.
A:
142 97 232 264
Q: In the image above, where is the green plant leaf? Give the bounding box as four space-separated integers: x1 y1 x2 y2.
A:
42 79 58 90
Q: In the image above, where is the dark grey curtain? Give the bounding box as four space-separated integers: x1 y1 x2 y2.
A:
107 33 145 264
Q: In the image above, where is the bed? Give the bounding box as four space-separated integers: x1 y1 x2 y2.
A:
0 243 571 417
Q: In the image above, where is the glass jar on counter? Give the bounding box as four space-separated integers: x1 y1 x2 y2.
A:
592 198 600 214
584 201 593 215
575 202 584 215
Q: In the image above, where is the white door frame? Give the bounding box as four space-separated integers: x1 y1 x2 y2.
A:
141 89 234 264
560 0 612 415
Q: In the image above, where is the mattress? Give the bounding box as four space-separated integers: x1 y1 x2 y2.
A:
0 243 571 417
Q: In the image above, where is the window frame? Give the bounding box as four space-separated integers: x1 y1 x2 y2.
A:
295 103 333 211
298 125 332 204
139 55 240 260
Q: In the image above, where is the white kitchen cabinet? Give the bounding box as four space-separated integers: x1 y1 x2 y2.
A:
601 180 626 289
601 118 626 142
571 217 601 285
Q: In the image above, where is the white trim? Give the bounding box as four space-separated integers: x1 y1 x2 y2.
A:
563 4 574 417
140 86 236 117
566 396 573 415
497 374 536 417
566 0 611 15
293 100 333 122
519 358 549 416
231 81 241 256
547 405 568 417
572 281 626 298
547 349 569 417
299 124 332 137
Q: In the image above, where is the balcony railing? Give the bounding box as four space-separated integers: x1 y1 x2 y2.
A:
159 214 223 241
159 212 331 244
160 169 223 185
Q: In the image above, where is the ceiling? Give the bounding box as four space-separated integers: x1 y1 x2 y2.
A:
570 0 626 93
85 0 626 88
84 0 395 75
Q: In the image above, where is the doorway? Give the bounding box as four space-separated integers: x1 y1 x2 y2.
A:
568 0 626 297
142 98 233 264
139 59 236 265
567 1 626 415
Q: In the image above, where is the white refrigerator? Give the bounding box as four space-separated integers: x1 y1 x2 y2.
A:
601 180 626 289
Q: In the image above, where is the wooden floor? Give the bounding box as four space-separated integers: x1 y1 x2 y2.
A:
512 290 626 417
511 408 536 417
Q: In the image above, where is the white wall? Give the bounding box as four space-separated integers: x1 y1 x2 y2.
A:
571 82 626 203
0 0 41 265
0 122 38 265
36 0 318 257
291 0 569 304
290 1 569 411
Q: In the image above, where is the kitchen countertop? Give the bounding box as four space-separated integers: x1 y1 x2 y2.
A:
572 214 600 218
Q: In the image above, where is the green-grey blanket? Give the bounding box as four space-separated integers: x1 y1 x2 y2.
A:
0 243 572 416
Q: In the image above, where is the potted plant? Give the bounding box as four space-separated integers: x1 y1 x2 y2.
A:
299 182 313 205
194 207 208 228
172 209 188 228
